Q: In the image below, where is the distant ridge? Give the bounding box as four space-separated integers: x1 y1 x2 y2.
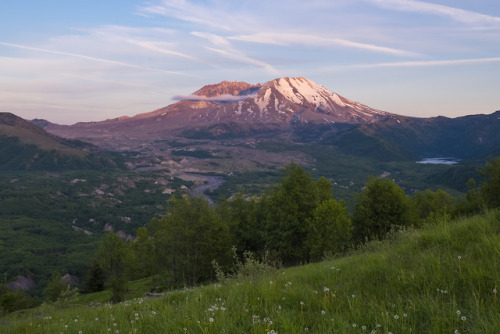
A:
42 77 391 143
0 113 121 170
0 112 50 136
39 78 500 161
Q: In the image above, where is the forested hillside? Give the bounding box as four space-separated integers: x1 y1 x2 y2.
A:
0 113 123 171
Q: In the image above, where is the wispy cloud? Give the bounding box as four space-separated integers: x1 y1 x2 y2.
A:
230 32 419 57
140 0 421 61
324 57 500 71
192 32 278 74
137 0 253 32
366 0 500 25
0 41 190 76
2 0 499 122
59 72 155 89
124 38 199 60
88 25 201 61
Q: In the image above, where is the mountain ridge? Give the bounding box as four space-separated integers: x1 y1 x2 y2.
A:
42 77 392 143
0 112 123 170
33 77 500 163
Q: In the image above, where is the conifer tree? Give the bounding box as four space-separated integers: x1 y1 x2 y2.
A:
480 157 500 209
44 271 68 302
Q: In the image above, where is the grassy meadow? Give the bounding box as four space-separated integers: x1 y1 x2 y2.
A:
2 210 499 333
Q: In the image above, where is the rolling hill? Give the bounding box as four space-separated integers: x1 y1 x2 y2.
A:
0 113 122 170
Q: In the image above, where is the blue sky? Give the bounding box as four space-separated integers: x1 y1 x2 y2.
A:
1 0 499 124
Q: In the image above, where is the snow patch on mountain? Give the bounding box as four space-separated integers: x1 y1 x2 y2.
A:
255 88 272 112
275 78 304 105
331 93 346 107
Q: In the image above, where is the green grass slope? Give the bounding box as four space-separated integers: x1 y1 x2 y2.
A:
0 113 84 157
3 211 500 333
0 125 85 158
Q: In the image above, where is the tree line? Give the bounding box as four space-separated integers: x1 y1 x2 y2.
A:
79 158 500 303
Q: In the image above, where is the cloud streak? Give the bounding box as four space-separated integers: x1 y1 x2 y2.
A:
325 57 500 71
366 0 500 25
138 0 253 32
124 38 199 61
2 0 499 122
88 25 201 61
230 32 419 57
192 32 279 73
0 41 190 76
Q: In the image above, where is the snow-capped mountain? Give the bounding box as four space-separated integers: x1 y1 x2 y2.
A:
37 77 500 162
154 77 389 126
245 77 387 124
44 77 391 146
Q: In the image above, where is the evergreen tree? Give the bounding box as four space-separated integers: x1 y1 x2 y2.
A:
44 271 68 302
83 260 105 293
454 178 483 216
480 157 500 209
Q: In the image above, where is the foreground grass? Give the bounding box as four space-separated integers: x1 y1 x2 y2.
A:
2 211 500 333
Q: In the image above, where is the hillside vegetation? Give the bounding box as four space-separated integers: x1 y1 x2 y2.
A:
1 156 498 331
0 113 84 158
0 113 124 170
2 210 500 333
0 169 191 296
0 125 85 158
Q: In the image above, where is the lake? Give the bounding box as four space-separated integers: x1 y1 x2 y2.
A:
417 157 459 165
